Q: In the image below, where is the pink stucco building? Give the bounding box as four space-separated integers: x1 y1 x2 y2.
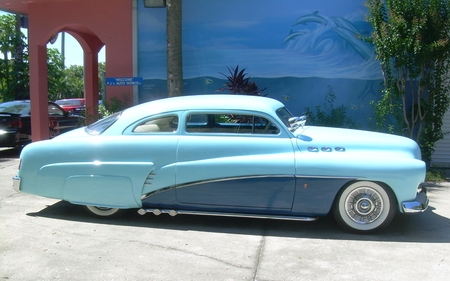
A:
0 0 135 141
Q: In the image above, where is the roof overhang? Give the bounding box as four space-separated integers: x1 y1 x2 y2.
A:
0 0 74 15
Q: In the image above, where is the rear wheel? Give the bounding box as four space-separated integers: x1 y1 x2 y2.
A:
85 205 123 217
333 181 396 234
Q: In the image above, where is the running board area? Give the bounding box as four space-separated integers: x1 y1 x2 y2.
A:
137 208 317 222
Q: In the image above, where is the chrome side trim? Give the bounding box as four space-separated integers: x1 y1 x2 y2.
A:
176 174 294 190
12 176 21 192
402 187 429 213
138 208 318 221
295 175 360 180
144 171 155 187
307 146 319 152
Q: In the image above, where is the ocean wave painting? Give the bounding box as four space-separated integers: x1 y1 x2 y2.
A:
137 0 384 126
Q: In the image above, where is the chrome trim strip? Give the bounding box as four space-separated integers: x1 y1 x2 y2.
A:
295 175 360 180
402 187 429 213
176 174 294 190
12 176 21 192
138 208 318 221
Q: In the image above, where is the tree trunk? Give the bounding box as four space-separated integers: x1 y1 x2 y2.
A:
166 0 183 97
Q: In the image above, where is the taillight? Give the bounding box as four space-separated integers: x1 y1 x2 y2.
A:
8 119 22 128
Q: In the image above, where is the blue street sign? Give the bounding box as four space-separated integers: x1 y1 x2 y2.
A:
106 77 143 86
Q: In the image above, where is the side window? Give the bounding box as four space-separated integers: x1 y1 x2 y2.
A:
133 115 178 133
186 113 280 135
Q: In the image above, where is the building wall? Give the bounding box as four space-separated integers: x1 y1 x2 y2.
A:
136 0 383 125
432 108 450 167
28 0 134 103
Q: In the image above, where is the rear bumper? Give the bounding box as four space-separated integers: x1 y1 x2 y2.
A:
13 176 21 192
402 186 429 213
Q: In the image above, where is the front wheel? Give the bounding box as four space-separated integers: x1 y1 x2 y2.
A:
85 205 123 217
333 181 396 234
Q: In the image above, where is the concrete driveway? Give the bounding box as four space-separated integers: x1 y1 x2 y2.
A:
1 148 449 281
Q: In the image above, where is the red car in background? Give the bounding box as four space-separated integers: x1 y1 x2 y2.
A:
55 98 85 112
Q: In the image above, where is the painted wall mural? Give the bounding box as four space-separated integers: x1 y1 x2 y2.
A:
137 0 383 126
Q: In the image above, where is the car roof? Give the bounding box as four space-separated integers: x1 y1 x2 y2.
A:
122 94 284 118
107 95 286 134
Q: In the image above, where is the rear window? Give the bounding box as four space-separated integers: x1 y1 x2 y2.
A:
85 112 121 135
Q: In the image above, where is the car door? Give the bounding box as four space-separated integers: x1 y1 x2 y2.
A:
48 103 80 136
175 111 296 213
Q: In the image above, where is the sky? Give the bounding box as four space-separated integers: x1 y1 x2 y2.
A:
0 11 105 67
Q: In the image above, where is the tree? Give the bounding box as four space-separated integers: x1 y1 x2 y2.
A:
56 62 106 100
366 0 450 163
0 13 28 101
60 64 85 99
166 0 183 97
47 48 66 101
218 65 267 96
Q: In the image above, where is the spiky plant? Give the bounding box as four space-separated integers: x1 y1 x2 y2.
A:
218 65 266 96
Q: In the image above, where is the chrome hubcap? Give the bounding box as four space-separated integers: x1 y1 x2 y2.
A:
95 206 112 211
345 187 383 224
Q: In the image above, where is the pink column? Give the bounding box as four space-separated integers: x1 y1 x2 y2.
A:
28 43 49 142
84 50 99 122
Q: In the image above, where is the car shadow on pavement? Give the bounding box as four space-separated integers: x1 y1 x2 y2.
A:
0 148 21 161
26 198 450 243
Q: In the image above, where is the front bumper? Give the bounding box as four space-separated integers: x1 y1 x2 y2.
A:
13 176 21 192
402 186 429 213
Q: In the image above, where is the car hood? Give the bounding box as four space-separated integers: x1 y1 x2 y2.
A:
293 126 422 160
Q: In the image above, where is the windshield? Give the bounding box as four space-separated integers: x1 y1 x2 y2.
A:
56 99 84 106
85 111 122 135
276 107 294 129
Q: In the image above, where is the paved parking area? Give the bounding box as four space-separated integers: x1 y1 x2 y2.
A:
1 148 449 280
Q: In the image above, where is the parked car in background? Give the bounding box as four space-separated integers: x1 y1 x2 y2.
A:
72 100 103 116
0 100 82 148
13 95 428 233
55 98 85 112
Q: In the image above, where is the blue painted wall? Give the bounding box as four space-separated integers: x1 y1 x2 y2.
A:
137 0 383 127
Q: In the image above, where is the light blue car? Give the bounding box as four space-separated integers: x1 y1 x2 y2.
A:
13 95 428 233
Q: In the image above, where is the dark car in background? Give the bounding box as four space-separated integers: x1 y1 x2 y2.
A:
0 100 82 148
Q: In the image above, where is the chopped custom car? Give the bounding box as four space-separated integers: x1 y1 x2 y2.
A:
13 95 428 233
0 100 82 148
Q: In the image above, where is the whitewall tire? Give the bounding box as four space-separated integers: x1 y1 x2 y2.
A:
333 181 396 233
85 205 123 217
